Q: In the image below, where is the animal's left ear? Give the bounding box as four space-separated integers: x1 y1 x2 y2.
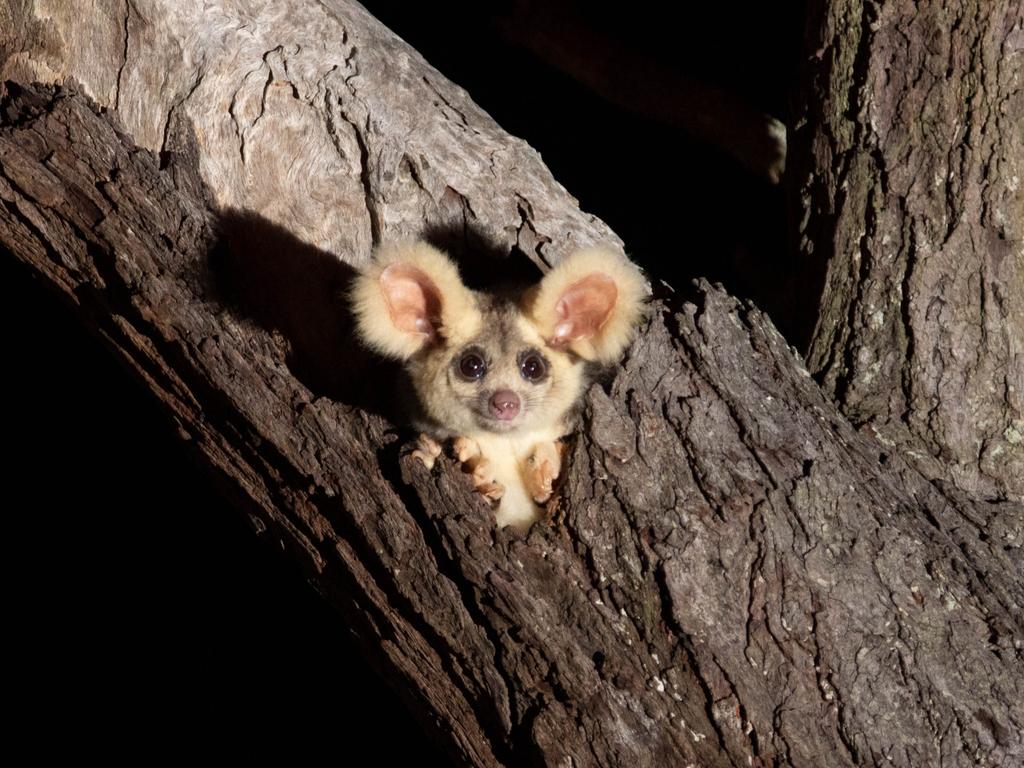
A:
524 247 647 363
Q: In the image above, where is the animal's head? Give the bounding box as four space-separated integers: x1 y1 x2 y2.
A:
352 241 646 436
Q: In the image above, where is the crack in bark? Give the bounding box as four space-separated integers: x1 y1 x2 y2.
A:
423 75 474 131
341 108 381 246
228 60 268 164
114 0 130 111
159 70 205 168
369 449 517 763
809 594 860 765
652 565 733 763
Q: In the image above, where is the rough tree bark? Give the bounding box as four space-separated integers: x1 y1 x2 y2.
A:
791 0 1024 503
2 2 1022 767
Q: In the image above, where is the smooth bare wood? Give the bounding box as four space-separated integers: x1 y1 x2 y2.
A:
1 0 617 266
2 84 1021 767
790 0 1024 502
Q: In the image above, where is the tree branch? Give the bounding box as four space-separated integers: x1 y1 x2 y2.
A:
790 0 1024 502
2 82 1020 767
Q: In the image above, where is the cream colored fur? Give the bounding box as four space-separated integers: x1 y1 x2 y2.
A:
351 241 481 360
408 312 584 440
525 246 647 363
418 313 579 528
352 241 646 531
462 426 565 529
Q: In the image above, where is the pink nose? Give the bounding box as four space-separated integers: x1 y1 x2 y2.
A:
489 389 521 420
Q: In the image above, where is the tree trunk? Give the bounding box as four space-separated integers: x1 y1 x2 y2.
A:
3 81 1022 768
2 1 1023 766
791 0 1024 502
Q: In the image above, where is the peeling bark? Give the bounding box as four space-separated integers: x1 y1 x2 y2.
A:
791 0 1024 502
2 84 1022 767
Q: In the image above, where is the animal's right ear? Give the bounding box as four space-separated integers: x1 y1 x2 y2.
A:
351 241 479 360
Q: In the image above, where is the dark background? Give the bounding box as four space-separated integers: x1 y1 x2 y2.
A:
7 2 803 762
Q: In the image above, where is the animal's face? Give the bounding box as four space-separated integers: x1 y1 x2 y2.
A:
352 241 646 437
408 299 585 436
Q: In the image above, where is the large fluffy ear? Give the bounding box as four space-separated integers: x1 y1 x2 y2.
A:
351 241 479 360
525 246 647 363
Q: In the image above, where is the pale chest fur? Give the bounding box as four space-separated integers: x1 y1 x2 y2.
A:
470 424 567 463
468 424 567 529
352 240 646 530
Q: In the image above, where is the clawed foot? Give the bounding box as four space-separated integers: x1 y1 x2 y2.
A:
411 433 443 469
453 437 504 502
525 440 563 503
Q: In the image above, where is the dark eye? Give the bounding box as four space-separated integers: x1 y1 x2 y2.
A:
457 350 487 380
519 351 548 382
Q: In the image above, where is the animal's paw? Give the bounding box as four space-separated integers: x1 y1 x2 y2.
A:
453 437 504 503
453 436 481 464
471 458 505 502
411 433 443 469
525 440 563 503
